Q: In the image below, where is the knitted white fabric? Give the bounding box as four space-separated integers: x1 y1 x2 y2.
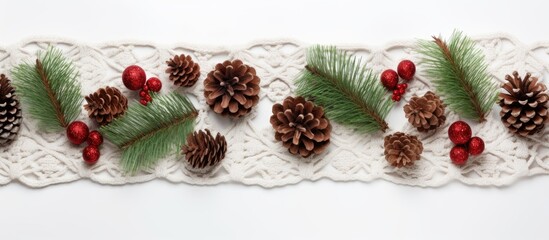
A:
0 34 547 188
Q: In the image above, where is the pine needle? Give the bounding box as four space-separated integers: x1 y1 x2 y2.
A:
417 30 498 122
295 45 392 133
100 92 198 173
11 46 82 130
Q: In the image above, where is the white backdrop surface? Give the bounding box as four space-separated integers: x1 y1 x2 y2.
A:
1 0 549 239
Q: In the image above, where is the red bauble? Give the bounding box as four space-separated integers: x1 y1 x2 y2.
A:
146 77 162 92
468 137 485 155
122 65 146 90
82 145 100 165
450 145 469 165
397 60 416 81
381 69 399 90
66 121 89 145
448 121 472 145
87 130 103 146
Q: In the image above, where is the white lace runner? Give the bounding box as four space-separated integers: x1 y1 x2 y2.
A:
0 35 548 188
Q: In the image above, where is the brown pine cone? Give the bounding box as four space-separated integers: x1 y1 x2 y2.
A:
182 129 227 174
166 54 201 87
0 74 22 146
499 71 548 136
204 59 260 118
270 96 331 158
84 86 128 125
384 132 423 168
404 91 446 132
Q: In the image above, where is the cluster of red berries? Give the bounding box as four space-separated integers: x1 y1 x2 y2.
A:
66 121 103 165
122 65 162 106
447 121 485 166
380 60 416 102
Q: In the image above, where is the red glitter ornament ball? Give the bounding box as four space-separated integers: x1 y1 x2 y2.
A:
82 145 100 165
450 145 469 165
448 121 472 145
397 60 416 81
87 130 103 146
66 121 89 145
468 136 485 155
122 65 146 90
146 77 162 92
380 69 399 90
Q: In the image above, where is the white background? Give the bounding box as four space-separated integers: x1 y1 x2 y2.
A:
1 0 549 239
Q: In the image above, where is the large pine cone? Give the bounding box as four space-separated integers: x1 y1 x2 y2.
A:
404 91 446 132
84 86 128 125
384 132 423 168
182 129 227 174
0 74 22 146
270 96 331 158
499 71 548 136
166 54 201 87
204 60 260 118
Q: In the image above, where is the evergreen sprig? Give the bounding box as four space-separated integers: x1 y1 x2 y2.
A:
100 92 197 173
295 45 392 133
11 46 82 130
417 31 498 122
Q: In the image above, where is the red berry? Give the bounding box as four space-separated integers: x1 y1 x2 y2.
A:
66 121 89 145
392 94 401 102
398 88 405 95
142 85 149 92
448 121 472 145
87 130 103 146
122 65 146 91
450 145 469 165
145 94 152 102
139 90 148 98
380 69 399 90
400 83 408 89
468 137 485 155
393 90 400 96
83 145 100 165
146 77 162 92
140 99 148 106
397 60 416 81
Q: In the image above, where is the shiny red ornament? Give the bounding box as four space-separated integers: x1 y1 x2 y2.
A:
468 136 485 155
450 145 469 165
87 130 103 146
381 69 399 90
146 77 162 92
82 145 100 165
122 65 147 90
448 121 472 145
66 121 89 145
397 60 416 81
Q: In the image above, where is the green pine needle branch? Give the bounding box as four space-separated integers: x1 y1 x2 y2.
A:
295 45 393 133
11 46 82 130
417 30 498 122
100 92 198 174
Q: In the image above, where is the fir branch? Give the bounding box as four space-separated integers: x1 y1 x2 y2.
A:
11 46 82 130
100 92 198 173
417 31 498 122
295 45 392 133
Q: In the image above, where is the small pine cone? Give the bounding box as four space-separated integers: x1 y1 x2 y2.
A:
166 54 201 87
84 86 128 125
384 132 423 168
404 91 446 132
204 59 260 118
0 74 22 146
270 96 331 158
182 129 227 174
499 71 548 136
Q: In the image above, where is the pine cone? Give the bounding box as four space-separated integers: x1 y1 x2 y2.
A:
404 91 446 132
0 74 22 146
84 86 128 125
270 96 331 158
182 129 227 174
204 59 260 118
166 54 201 87
499 71 548 136
384 132 423 168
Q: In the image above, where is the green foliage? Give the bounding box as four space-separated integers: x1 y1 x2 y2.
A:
295 45 392 133
11 46 82 130
100 92 197 174
417 30 498 122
